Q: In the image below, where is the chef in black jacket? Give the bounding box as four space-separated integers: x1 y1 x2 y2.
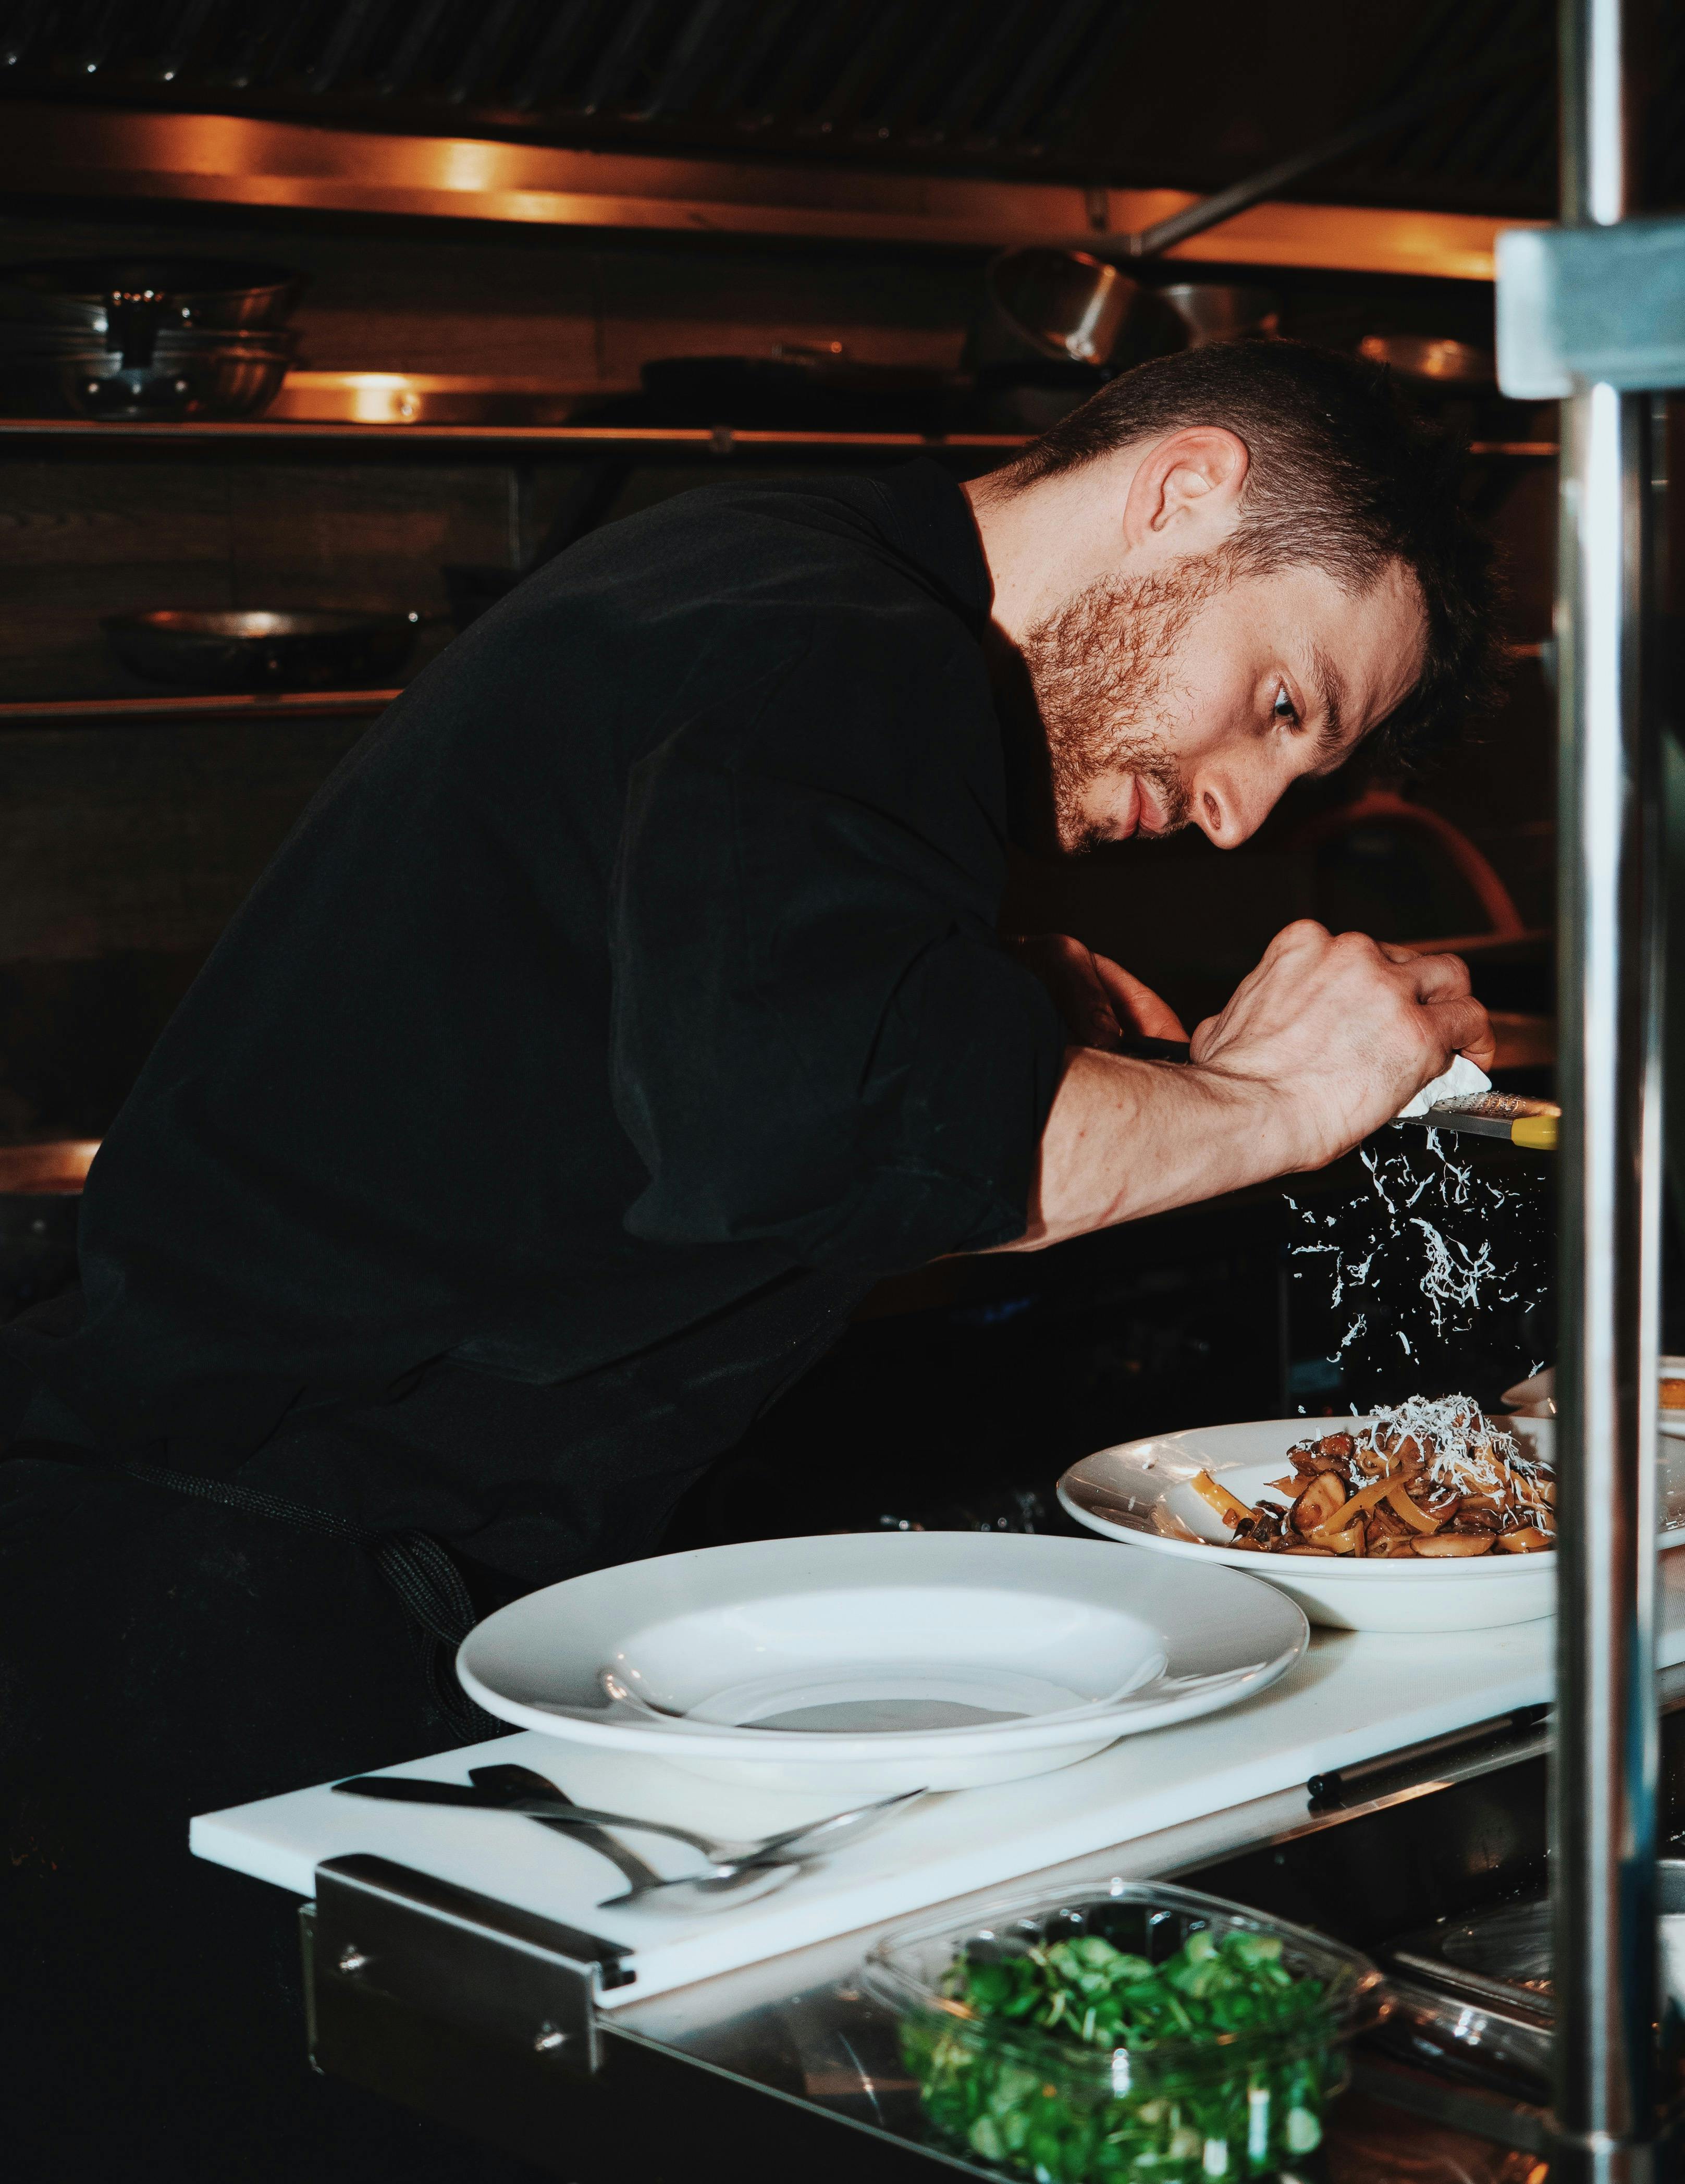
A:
1 341 1497 2181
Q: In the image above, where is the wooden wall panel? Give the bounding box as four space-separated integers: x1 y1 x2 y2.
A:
222 462 511 617
0 716 372 961
0 460 233 697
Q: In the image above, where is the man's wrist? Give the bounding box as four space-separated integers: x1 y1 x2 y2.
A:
1178 1062 1309 1192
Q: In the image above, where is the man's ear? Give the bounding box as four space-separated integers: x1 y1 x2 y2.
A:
1122 426 1250 549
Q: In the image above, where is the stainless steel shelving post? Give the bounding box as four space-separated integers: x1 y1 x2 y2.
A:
1498 2 1680 2173
1552 5 1663 2173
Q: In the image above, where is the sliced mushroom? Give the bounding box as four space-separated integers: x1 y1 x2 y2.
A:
1411 1531 1496 1557
1498 1528 1555 1553
1292 1473 1348 1533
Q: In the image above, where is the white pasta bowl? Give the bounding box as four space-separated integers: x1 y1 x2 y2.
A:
1060 1417 1685 1635
457 1531 1307 1793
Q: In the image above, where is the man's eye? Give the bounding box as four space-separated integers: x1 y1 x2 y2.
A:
1272 682 1300 727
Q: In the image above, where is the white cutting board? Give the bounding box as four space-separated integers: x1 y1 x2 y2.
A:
193 1554 1685 2008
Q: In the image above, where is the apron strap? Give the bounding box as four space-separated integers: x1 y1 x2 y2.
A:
121 1459 504 1744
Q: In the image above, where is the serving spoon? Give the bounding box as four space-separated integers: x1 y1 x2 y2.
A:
467 1763 923 1872
333 1765 924 1908
600 1662 1270 1732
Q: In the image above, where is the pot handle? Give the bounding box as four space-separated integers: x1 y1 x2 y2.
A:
104 288 164 371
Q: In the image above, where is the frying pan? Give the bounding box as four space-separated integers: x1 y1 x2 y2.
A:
102 610 418 692
975 260 1277 370
1357 335 1496 388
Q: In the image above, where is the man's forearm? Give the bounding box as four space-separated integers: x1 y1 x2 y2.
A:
991 922 1494 1254
996 1047 1286 1251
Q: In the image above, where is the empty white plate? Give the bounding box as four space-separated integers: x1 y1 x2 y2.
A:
457 1531 1308 1793
1060 1416 1685 1634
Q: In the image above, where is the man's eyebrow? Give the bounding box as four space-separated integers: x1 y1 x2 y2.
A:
1308 642 1346 754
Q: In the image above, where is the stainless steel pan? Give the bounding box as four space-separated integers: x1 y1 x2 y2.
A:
102 610 417 692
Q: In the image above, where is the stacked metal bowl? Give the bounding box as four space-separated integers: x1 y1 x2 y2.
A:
0 257 306 421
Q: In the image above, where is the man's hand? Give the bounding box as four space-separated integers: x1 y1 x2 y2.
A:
1189 920 1494 1172
1011 934 1187 1050
997 919 1493 1253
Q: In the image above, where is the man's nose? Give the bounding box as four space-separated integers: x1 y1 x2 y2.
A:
1188 769 1269 849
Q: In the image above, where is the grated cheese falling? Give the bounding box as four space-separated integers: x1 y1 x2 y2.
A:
1284 1130 1546 1374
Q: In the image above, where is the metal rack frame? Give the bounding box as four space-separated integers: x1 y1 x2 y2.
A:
0 419 1561 458
1495 1 1685 2172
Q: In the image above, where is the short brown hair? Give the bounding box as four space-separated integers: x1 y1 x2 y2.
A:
992 339 1504 769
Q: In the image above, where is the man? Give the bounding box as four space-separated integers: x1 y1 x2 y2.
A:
1 339 1497 2180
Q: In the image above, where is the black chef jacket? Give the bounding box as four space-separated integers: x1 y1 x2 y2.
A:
0 461 1068 1586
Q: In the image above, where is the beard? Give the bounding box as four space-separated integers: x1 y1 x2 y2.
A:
1018 559 1227 853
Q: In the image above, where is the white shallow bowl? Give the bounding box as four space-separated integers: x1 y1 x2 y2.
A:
1511 1359 1685 1438
457 1531 1308 1793
1060 1417 1685 1634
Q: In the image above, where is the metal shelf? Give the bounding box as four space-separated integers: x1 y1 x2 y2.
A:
0 419 1559 460
0 419 1028 458
0 101 1530 283
0 689 400 726
0 640 1555 726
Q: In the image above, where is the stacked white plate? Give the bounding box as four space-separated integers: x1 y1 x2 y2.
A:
458 1531 1308 1794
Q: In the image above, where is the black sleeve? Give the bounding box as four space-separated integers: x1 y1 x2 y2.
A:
608 623 1069 1273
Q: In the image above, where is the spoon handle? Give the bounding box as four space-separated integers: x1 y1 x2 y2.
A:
333 1773 668 1889
525 1805 665 1893
508 1801 725 1859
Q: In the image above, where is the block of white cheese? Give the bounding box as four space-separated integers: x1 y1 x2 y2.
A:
1395 1052 1492 1120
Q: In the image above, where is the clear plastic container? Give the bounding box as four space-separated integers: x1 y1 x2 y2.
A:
865 1879 1387 2183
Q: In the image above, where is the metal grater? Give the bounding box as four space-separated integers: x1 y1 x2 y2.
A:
1393 1091 1560 1149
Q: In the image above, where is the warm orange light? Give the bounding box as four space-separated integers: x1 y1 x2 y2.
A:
0 102 1536 283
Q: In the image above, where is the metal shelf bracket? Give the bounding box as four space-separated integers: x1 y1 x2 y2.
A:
303 1853 635 2085
1496 215 1685 399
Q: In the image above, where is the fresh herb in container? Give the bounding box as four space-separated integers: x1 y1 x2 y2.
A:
868 1882 1386 2183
